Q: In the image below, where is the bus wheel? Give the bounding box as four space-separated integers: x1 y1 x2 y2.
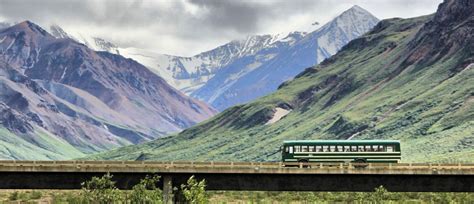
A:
353 158 368 168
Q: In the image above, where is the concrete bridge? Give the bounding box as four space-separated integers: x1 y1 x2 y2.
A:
0 161 473 202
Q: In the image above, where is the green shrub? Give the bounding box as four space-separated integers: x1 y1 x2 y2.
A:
81 173 123 203
8 191 19 201
181 175 207 204
372 185 389 203
16 192 29 202
30 191 42 199
129 175 162 204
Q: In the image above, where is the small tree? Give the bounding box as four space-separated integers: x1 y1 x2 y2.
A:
181 175 207 204
372 185 389 203
81 173 123 203
8 191 19 201
129 175 163 204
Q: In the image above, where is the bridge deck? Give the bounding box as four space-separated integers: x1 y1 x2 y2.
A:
1 161 474 195
0 160 473 175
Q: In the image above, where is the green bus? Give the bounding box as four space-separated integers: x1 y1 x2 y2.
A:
281 140 401 163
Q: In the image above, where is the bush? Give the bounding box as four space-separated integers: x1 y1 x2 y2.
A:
18 192 29 201
81 173 123 203
372 185 389 203
181 175 207 204
9 191 19 201
8 191 29 202
30 191 42 199
129 175 162 204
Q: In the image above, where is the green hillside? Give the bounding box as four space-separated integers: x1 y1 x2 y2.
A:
88 1 473 162
0 128 85 160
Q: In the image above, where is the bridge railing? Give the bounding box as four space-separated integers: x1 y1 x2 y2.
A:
0 160 474 172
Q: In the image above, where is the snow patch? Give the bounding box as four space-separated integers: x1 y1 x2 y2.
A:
266 107 291 125
466 63 473 70
60 66 68 80
6 38 15 50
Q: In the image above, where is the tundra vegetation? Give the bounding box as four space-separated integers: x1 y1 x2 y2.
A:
0 174 473 203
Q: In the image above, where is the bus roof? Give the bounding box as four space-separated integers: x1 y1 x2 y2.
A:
283 140 400 145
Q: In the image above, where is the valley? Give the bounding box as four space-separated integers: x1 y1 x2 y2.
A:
88 0 473 163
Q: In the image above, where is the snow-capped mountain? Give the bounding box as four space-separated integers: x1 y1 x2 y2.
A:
116 33 305 94
39 5 378 110
49 24 121 55
192 5 379 110
46 24 293 94
0 22 11 30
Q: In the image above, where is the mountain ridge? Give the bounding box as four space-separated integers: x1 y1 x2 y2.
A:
88 0 473 162
0 21 216 159
41 5 378 104
191 5 379 110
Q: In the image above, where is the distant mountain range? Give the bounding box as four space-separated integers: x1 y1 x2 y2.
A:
39 5 378 111
0 21 215 159
88 0 474 162
0 5 381 160
191 5 379 110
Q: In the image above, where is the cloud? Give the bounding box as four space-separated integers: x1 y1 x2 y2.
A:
189 0 264 33
0 0 442 56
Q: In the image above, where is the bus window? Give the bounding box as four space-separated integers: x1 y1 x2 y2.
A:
358 146 364 152
309 146 315 152
365 145 371 152
351 146 357 152
330 146 335 152
285 146 289 153
323 146 329 152
379 145 384 152
372 145 378 151
289 146 293 154
387 146 394 152
295 146 301 152
344 146 350 152
302 146 308 152
337 146 343 152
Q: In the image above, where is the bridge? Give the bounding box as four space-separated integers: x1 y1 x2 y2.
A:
0 161 473 202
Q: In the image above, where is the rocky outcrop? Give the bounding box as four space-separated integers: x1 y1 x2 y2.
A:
404 0 473 70
0 102 34 134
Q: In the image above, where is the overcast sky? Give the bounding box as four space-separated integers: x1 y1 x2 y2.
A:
0 0 442 57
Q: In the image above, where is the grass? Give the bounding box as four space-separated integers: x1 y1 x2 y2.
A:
0 189 473 203
0 127 84 160
208 190 474 204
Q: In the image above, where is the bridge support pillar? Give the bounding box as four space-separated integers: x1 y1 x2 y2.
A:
163 175 174 204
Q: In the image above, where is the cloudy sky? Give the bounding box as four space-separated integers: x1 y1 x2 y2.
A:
0 0 442 56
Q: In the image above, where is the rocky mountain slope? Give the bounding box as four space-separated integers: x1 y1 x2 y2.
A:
115 34 299 95
0 21 215 159
40 6 377 110
49 25 121 55
0 22 11 30
192 5 379 110
45 25 302 96
89 0 473 162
